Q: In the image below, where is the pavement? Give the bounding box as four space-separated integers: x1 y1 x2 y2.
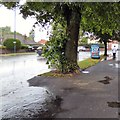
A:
28 56 120 119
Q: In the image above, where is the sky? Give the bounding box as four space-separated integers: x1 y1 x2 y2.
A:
0 5 50 42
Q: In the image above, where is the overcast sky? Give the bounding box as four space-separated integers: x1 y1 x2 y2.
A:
0 5 50 42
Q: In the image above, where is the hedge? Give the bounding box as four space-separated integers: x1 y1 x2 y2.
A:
3 38 21 51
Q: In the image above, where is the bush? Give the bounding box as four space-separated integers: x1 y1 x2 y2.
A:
21 44 28 49
3 38 21 51
0 45 6 49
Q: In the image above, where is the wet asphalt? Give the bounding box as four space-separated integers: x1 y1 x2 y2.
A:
28 51 120 119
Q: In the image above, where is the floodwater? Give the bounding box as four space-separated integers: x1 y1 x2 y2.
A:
0 54 53 119
0 54 50 96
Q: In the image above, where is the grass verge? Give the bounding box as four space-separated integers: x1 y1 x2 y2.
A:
38 70 78 77
78 55 105 70
0 52 36 56
39 55 105 77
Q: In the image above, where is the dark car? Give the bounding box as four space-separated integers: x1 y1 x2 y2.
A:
36 46 43 56
27 45 34 52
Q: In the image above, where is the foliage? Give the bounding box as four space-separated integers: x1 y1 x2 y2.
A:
80 37 88 44
0 45 6 49
81 3 120 34
3 38 21 51
81 3 120 56
21 44 28 49
112 30 120 41
1 2 120 73
42 23 67 73
29 29 35 40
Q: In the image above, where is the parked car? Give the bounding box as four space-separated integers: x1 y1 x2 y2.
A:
27 45 34 52
36 46 43 56
27 45 39 52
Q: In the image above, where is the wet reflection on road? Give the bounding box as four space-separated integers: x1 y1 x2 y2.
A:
0 54 52 119
0 54 50 96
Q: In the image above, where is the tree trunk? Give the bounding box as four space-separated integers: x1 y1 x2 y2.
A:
104 40 108 56
64 9 81 72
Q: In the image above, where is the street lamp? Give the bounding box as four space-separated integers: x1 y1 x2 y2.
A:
13 41 16 53
14 3 16 53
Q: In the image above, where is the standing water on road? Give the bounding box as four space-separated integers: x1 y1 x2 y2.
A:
0 54 53 119
0 54 50 96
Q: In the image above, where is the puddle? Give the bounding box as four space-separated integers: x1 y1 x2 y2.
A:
104 76 112 80
115 63 120 68
98 76 112 84
109 64 113 66
107 101 120 108
109 62 120 68
82 71 90 74
98 80 110 84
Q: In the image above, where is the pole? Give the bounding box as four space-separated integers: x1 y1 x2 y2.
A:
14 3 16 53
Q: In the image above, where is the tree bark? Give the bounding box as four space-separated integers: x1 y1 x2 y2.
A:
64 9 81 72
104 40 108 56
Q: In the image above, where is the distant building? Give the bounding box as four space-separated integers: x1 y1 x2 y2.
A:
38 39 47 45
0 26 37 46
87 38 100 44
1 33 37 45
108 40 119 50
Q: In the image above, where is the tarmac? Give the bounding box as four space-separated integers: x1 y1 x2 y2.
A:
27 56 120 119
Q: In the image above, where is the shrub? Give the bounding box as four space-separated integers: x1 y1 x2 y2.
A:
3 38 21 51
21 44 28 49
0 45 6 49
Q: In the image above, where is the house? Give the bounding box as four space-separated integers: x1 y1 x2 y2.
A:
38 39 47 45
108 40 119 50
2 33 37 46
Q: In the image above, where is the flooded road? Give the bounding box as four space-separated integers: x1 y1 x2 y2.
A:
0 54 50 96
0 54 53 119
